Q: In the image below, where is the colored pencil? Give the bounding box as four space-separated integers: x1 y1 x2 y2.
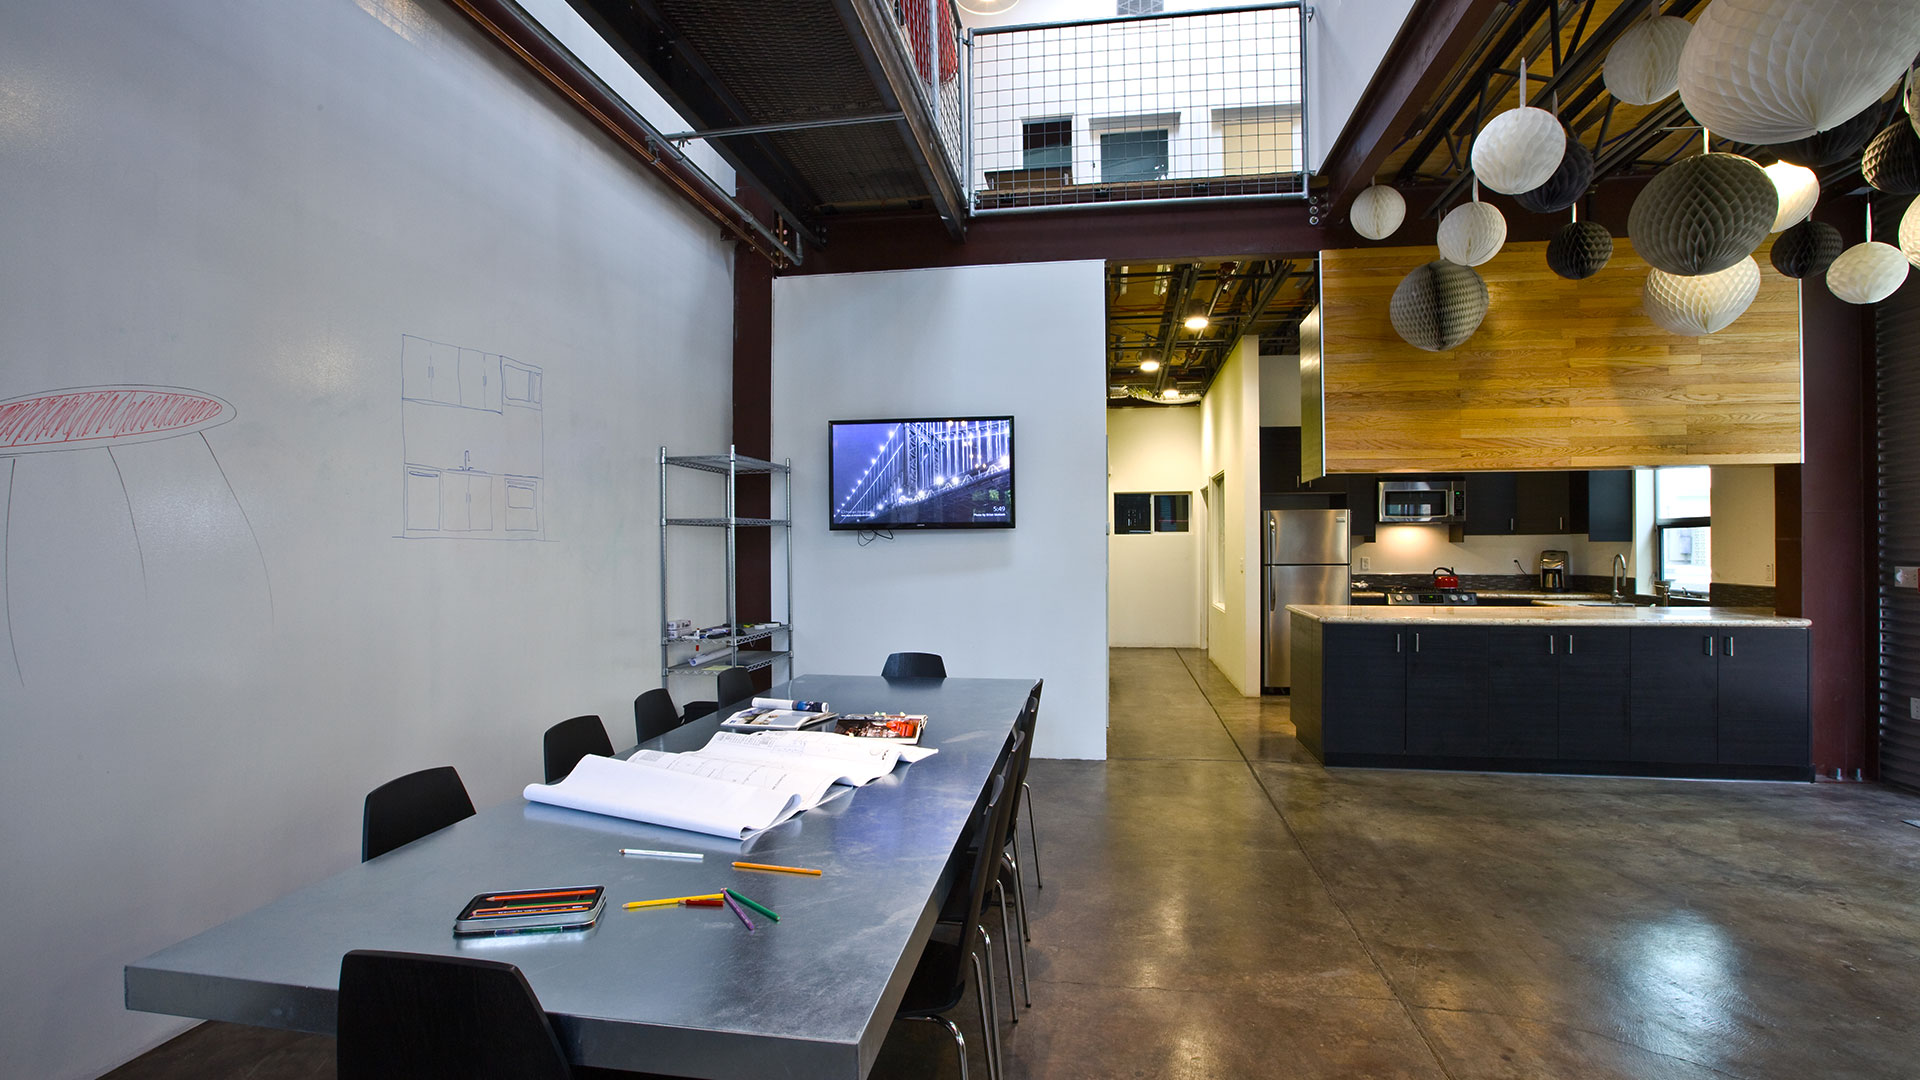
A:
681 898 724 907
624 893 725 909
731 861 822 876
721 891 756 931
724 888 780 922
485 888 599 902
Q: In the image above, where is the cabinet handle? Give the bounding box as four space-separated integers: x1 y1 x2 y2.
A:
1549 634 1556 655
1725 635 1734 657
1395 632 1402 653
1509 517 1515 531
1414 632 1421 653
1566 633 1574 655
1559 515 1565 531
1704 635 1715 657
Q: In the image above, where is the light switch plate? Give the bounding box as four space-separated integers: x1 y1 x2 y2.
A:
1359 556 1372 571
1898 566 1920 588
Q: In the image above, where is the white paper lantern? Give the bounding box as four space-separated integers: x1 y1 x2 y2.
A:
1350 184 1406 240
1471 107 1566 195
1762 161 1820 231
1901 195 1920 268
1827 241 1910 303
1437 200 1508 266
1604 15 1692 105
1677 0 1920 145
1644 258 1761 336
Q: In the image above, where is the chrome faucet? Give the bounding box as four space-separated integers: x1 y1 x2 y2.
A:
1612 553 1629 604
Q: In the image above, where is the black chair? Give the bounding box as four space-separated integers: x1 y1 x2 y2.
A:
362 766 476 862
337 950 571 1080
543 714 614 783
882 651 948 678
895 766 1016 1080
680 667 755 723
634 688 681 744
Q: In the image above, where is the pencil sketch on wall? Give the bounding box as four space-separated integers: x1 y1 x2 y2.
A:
399 335 546 541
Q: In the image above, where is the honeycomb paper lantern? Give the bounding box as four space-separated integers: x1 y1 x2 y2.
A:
1908 65 1920 138
1827 241 1910 303
1437 200 1508 266
1862 121 1920 194
1628 153 1778 275
1901 196 1920 267
1604 15 1692 105
1764 103 1882 167
1350 184 1406 240
1389 261 1490 352
1546 220 1614 280
1471 107 1566 195
1762 161 1821 231
1644 258 1762 336
1677 0 1920 144
1514 135 1594 213
1770 219 1844 278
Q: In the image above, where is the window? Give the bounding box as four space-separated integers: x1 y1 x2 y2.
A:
1217 107 1298 175
1154 493 1189 532
1114 493 1152 534
1207 474 1226 607
1115 492 1191 533
1655 466 1711 595
1116 0 1163 13
1022 118 1071 169
1100 129 1169 182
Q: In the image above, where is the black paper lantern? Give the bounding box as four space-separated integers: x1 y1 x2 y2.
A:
1389 261 1489 352
1546 220 1615 280
1514 135 1595 213
1628 153 1778 276
1862 121 1920 194
1763 104 1881 168
1769 219 1844 279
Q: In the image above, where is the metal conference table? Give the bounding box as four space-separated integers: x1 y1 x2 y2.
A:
125 674 1033 1079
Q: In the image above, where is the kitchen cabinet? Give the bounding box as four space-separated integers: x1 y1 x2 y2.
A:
1405 626 1488 756
1465 474 1518 535
1573 470 1633 542
1558 629 1632 759
1261 427 1338 494
1628 628 1719 762
1486 627 1631 759
1319 625 1406 754
1465 471 1624 538
1343 474 1379 542
1514 473 1573 534
1715 629 1810 766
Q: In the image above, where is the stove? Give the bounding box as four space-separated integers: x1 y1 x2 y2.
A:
1385 588 1479 605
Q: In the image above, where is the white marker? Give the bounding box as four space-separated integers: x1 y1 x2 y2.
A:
618 848 704 860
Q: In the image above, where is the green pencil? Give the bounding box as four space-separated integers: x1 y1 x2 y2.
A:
724 888 780 922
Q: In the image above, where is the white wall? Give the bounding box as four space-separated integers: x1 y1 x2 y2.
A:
771 262 1108 759
1259 353 1302 427
1712 465 1777 585
1108 407 1204 647
1201 337 1263 694
1305 0 1421 171
0 3 734 1077
1353 527 1632 584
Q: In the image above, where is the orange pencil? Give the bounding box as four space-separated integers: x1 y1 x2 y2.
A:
732 861 822 876
625 893 726 909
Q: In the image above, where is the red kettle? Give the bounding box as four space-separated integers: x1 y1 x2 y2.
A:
1432 566 1460 589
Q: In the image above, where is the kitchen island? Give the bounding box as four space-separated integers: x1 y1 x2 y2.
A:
1289 605 1812 781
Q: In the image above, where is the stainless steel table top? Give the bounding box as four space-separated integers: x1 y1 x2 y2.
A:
125 674 1035 1079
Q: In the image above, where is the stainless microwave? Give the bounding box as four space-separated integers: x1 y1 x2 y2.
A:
1379 481 1466 523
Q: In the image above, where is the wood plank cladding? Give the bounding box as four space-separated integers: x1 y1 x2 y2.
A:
1318 240 1802 472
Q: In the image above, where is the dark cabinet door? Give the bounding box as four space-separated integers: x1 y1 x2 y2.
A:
1514 472 1573 533
1486 628 1559 758
1629 628 1719 762
1581 470 1633 542
1559 628 1631 760
1717 629 1810 766
1343 475 1378 541
1322 625 1406 754
1465 474 1517 535
1261 426 1304 493
1406 626 1489 756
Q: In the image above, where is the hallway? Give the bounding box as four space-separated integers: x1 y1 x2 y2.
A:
109 648 1920 1079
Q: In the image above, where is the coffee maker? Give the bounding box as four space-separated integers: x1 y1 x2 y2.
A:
1538 550 1568 592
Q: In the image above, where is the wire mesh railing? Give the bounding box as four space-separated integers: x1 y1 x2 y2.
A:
885 0 969 184
968 3 1308 212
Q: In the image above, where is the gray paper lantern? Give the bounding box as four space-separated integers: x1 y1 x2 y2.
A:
1644 258 1762 336
1769 219 1844 278
1827 241 1910 303
1677 0 1920 145
1628 153 1778 276
1862 121 1920 194
1437 200 1508 266
1763 103 1882 168
1546 220 1614 280
1350 184 1407 240
1514 135 1594 213
1604 15 1692 106
1390 261 1490 352
1471 107 1566 195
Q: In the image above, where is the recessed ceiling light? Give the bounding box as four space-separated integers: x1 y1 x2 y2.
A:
1139 359 1161 372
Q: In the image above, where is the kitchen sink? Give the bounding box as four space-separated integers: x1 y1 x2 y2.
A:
1532 598 1654 607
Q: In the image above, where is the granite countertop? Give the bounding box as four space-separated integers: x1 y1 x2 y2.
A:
1349 590 1615 601
1289 604 1809 627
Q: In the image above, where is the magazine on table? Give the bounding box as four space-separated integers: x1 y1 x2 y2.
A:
720 697 838 731
522 729 922 838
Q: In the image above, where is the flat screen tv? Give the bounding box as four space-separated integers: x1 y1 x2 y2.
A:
829 416 1014 530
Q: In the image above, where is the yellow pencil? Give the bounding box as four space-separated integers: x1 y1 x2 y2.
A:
731 861 823 876
624 893 724 909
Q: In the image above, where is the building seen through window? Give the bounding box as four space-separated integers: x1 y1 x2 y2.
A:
1655 466 1711 595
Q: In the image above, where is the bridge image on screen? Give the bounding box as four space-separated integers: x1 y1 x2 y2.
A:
832 418 1013 529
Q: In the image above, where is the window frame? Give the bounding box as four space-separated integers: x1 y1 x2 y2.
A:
1653 467 1712 597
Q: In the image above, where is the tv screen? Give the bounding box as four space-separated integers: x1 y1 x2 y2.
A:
829 416 1014 530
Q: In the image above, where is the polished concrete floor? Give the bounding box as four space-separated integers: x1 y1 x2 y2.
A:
106 648 1920 1079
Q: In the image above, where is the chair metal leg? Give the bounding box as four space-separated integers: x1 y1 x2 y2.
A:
970 947 1000 1080
900 1015 969 1080
1001 856 1033 1007
1006 847 1032 943
994 881 1017 1024
1022 782 1042 889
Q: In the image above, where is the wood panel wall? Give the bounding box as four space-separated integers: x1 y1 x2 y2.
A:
1318 240 1802 473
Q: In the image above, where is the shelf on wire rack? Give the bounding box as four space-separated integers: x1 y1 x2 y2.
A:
663 649 789 676
662 624 788 648
663 517 790 528
661 453 789 476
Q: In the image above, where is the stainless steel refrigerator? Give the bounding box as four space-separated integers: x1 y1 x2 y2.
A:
1262 508 1350 691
